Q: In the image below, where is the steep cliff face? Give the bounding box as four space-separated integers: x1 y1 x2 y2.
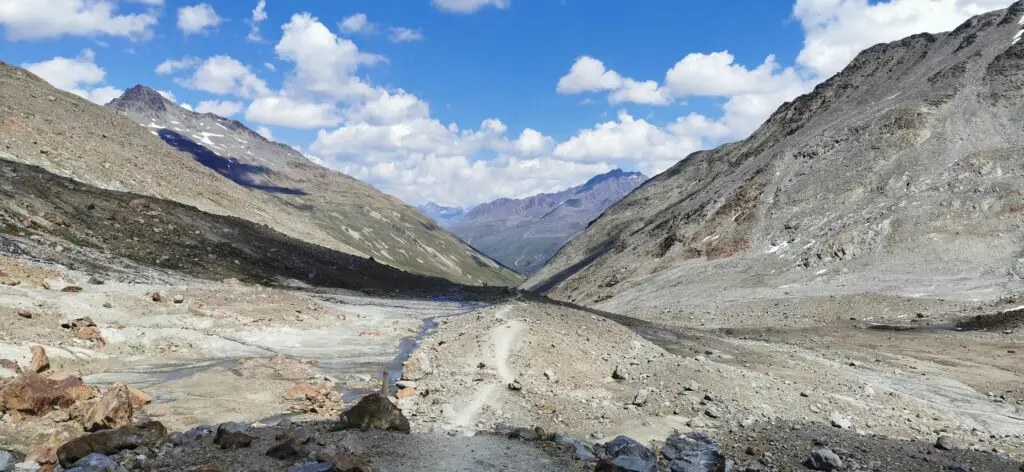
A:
526 2 1024 309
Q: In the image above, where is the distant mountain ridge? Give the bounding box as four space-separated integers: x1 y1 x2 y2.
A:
103 84 521 287
447 169 646 275
417 202 466 228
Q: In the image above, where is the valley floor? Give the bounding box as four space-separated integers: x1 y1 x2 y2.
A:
0 250 1021 471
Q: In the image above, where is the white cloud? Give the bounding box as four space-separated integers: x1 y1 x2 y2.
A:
514 128 554 155
609 79 670 105
180 55 270 98
339 13 374 34
247 0 267 42
22 49 122 105
157 90 176 102
664 52 800 97
432 0 510 14
344 89 431 125
256 126 274 141
389 27 424 43
196 100 244 117
0 0 157 41
275 13 384 100
553 111 703 164
264 62 276 72
245 95 343 128
155 56 199 75
180 103 194 111
177 3 221 36
556 56 623 94
793 0 1009 77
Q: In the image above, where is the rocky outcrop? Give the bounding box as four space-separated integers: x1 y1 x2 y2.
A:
81 383 133 432
338 393 410 433
56 421 166 467
0 373 93 416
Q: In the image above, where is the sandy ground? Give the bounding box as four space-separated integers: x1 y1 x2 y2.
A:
403 298 1024 471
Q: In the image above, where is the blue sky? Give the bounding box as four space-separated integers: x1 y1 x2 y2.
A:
0 0 1012 206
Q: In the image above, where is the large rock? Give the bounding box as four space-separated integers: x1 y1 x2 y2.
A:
29 347 49 374
56 421 166 467
81 383 133 432
401 352 432 381
661 433 733 472
601 436 657 472
338 393 410 433
0 450 13 472
805 448 843 471
65 453 127 472
323 452 375 472
0 373 93 416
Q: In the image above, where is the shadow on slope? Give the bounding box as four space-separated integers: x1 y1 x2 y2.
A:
0 158 493 297
156 129 307 196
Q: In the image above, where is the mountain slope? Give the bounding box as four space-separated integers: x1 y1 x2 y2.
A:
102 85 519 287
0 71 517 286
525 2 1024 309
449 169 646 275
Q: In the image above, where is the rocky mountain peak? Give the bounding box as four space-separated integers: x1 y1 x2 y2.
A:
107 85 170 112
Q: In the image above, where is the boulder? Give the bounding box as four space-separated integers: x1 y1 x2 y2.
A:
338 393 410 433
29 346 49 374
805 448 843 471
61 318 96 329
395 388 417 399
56 421 166 467
612 365 628 381
401 353 432 381
64 453 126 472
216 432 253 451
126 387 150 408
266 438 304 460
632 389 649 407
601 436 657 472
213 422 249 443
81 383 133 432
935 435 956 451
0 450 13 472
0 373 93 416
661 433 733 472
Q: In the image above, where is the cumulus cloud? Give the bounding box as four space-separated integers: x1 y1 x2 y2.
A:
180 103 194 111
275 13 384 100
247 0 267 42
793 0 1009 77
245 94 343 128
155 56 199 75
0 0 158 40
339 13 374 34
389 27 424 42
177 3 221 36
22 49 122 105
179 55 270 98
432 0 510 14
196 100 244 117
157 90 176 102
556 56 623 94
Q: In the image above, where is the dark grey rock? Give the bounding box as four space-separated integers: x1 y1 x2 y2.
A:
805 448 844 471
602 436 657 472
65 453 127 472
662 433 733 472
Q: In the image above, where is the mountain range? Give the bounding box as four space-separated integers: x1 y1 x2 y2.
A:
0 69 519 287
526 1 1024 310
420 169 646 275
